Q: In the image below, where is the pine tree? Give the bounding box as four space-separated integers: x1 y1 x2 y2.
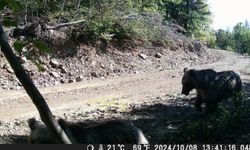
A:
164 0 211 37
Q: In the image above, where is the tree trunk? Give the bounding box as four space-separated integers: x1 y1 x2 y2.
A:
76 0 81 12
0 24 72 144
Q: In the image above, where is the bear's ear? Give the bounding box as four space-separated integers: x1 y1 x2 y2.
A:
183 68 188 72
189 69 196 78
28 118 38 131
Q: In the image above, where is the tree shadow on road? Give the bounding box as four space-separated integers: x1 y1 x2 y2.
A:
121 95 203 143
6 80 250 144
0 135 27 144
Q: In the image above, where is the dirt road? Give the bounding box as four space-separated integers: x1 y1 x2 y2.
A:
0 49 249 121
0 49 250 144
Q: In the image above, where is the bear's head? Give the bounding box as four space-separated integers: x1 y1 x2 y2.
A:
181 68 197 95
27 118 59 144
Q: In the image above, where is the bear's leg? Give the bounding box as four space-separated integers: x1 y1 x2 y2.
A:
204 98 218 114
203 91 218 114
195 91 203 112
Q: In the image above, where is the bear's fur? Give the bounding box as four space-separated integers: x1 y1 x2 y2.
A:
27 118 149 144
181 68 242 113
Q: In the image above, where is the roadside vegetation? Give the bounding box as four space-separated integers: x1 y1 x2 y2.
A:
2 0 249 54
1 0 212 51
209 21 250 54
161 92 247 143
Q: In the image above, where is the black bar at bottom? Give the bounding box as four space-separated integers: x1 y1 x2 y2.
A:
1 144 250 150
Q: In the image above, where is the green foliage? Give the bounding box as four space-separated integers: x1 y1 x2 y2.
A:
2 19 18 27
13 41 26 53
5 0 23 13
140 0 165 13
76 1 167 44
0 0 22 12
0 0 22 27
162 91 244 143
85 19 127 42
80 1 129 42
1 0 215 47
0 1 7 10
14 39 52 55
215 22 250 53
32 40 52 54
1 1 52 54
1 0 53 72
198 28 216 48
178 109 241 142
12 40 51 72
164 0 212 38
215 29 234 50
19 0 61 19
233 23 250 53
28 56 45 72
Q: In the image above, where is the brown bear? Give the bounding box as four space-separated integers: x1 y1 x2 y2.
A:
27 118 149 144
181 68 242 113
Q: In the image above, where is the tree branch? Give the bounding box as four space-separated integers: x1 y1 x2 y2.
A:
46 19 85 30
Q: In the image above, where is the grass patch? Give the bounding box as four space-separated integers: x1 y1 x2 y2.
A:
84 96 133 113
